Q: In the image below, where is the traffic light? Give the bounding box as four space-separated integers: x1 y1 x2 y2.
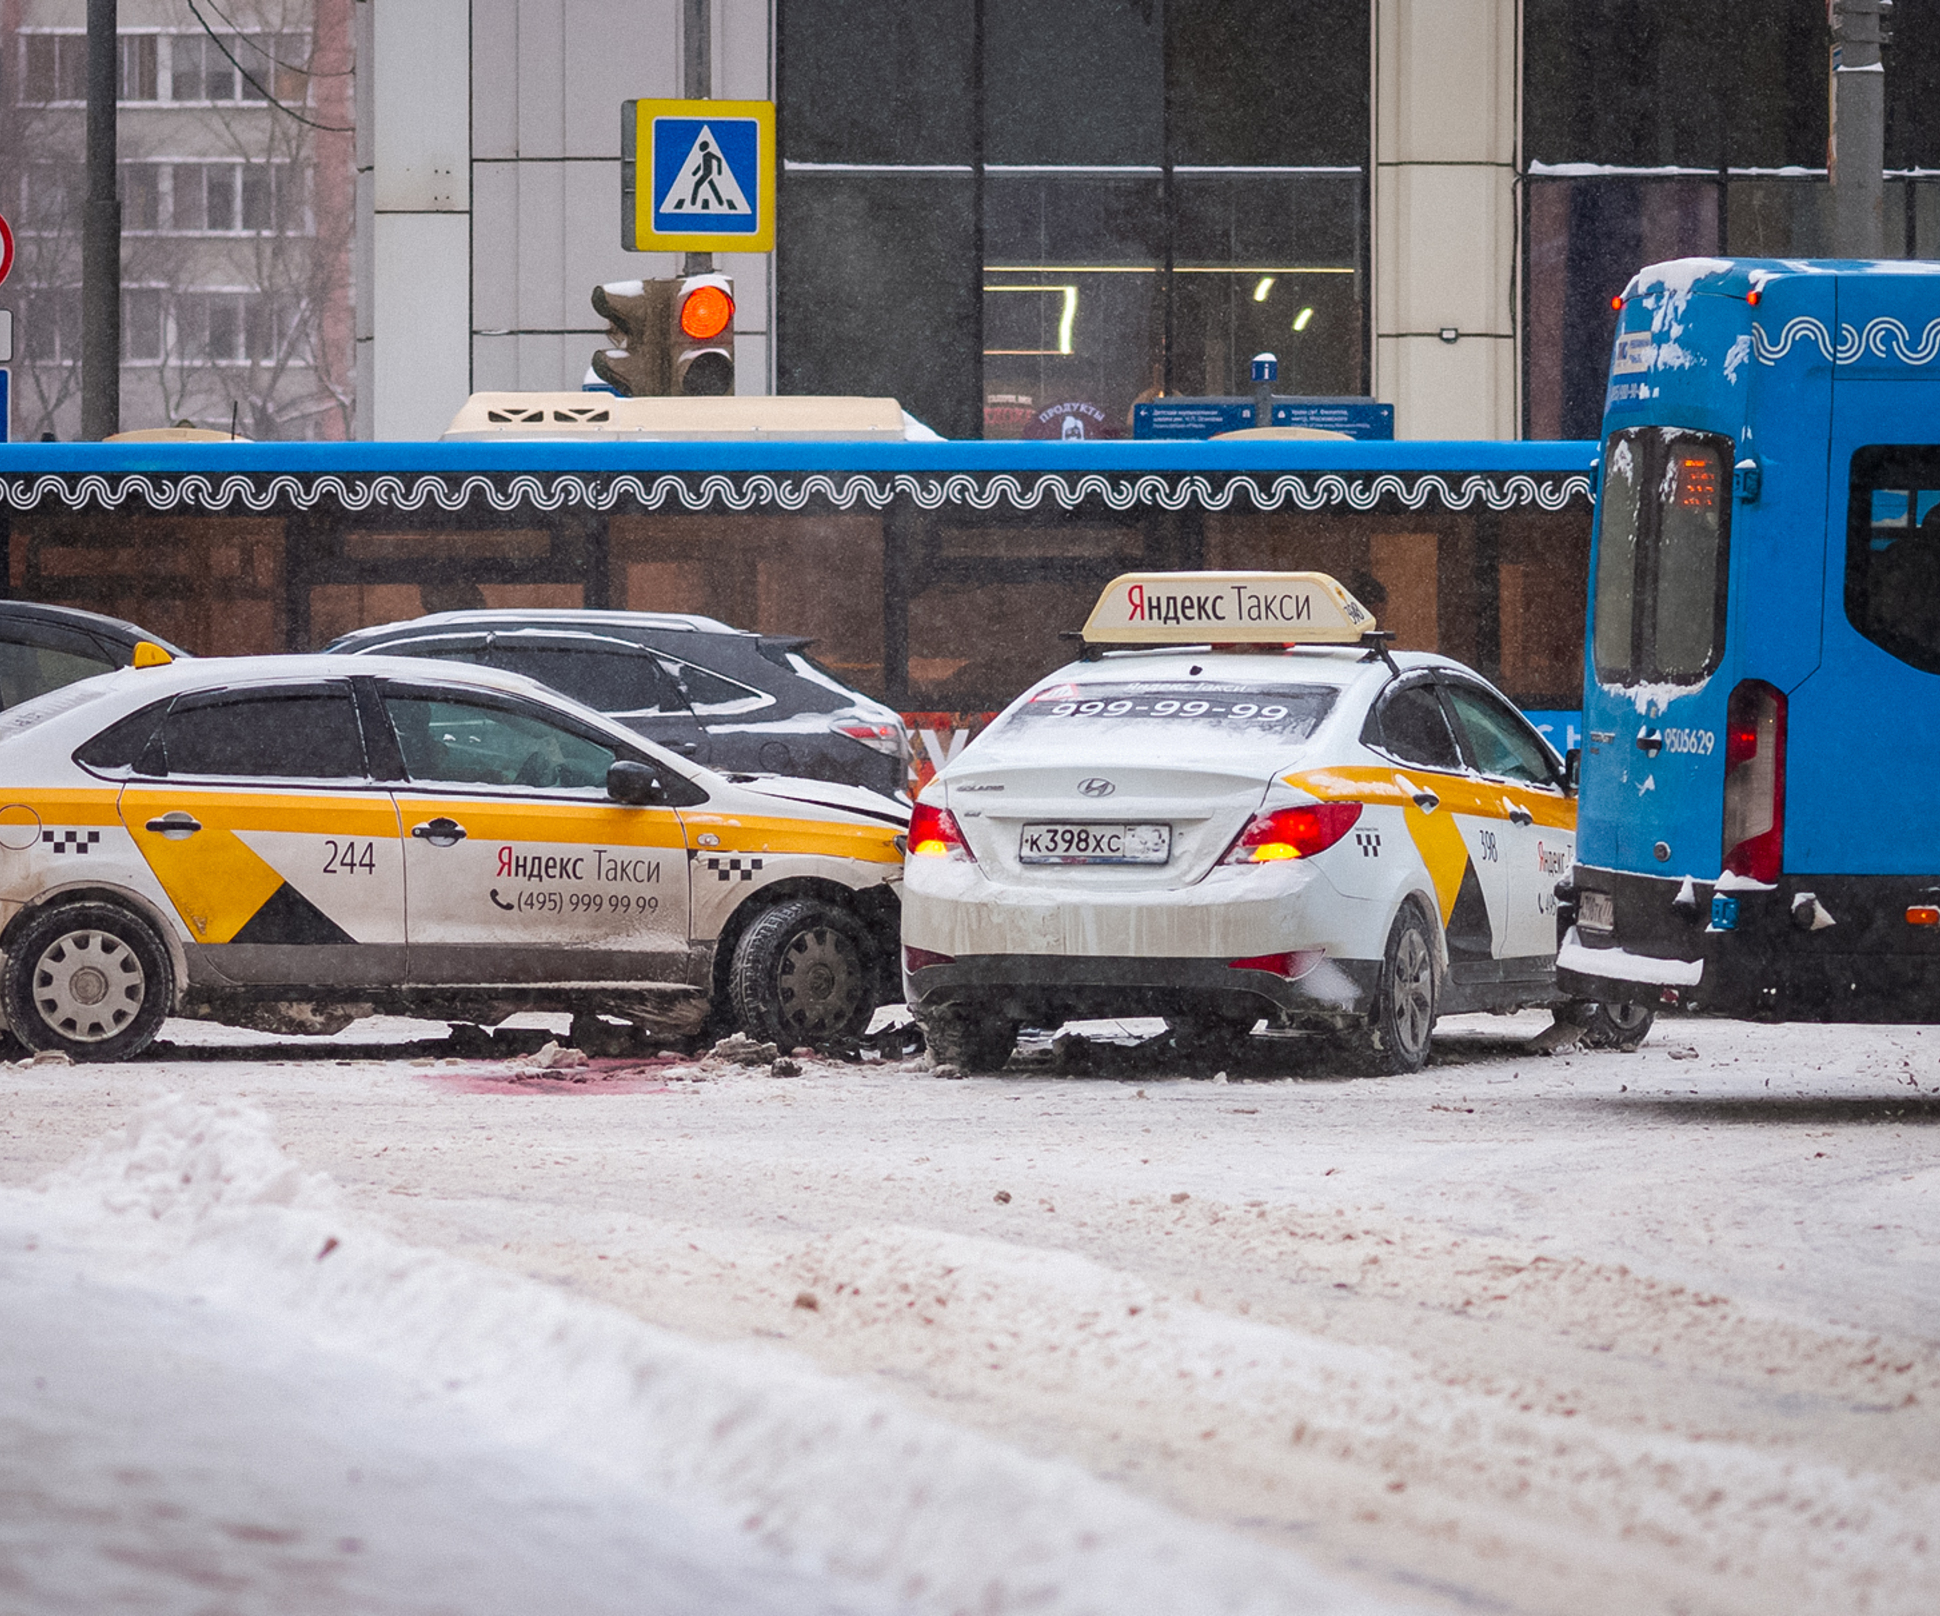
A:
590 278 674 397
671 273 735 395
589 274 734 397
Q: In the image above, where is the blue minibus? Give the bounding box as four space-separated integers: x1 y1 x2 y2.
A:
1559 258 1940 1023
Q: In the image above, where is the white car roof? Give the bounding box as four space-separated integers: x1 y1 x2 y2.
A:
1023 645 1460 692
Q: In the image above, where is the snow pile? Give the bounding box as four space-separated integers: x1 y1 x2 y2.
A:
30 1096 1409 1616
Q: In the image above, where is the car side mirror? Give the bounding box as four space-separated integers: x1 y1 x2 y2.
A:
607 759 665 806
1563 747 1581 797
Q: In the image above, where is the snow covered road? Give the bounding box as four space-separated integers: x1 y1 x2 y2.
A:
1 1012 1935 1615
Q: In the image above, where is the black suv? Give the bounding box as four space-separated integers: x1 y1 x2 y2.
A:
0 603 187 711
322 610 910 798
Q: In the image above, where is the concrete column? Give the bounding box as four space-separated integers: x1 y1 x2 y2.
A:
1369 0 1520 440
357 0 473 440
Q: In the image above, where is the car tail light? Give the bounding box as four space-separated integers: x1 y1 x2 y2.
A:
1228 950 1324 979
908 802 974 861
904 944 955 972
1220 802 1362 865
1721 680 1785 883
833 719 907 757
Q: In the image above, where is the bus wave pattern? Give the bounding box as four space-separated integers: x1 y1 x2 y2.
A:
1753 316 1940 366
0 471 1591 516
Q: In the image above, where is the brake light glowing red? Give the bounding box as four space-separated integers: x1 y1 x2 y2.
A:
908 802 974 860
1220 802 1362 865
1721 680 1786 883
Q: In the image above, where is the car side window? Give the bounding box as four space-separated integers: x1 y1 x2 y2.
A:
662 657 774 716
484 645 692 718
1369 682 1464 772
143 687 369 779
0 633 117 711
1442 684 1559 787
383 691 617 792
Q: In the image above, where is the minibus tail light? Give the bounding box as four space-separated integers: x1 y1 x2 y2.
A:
1721 680 1785 883
908 802 974 861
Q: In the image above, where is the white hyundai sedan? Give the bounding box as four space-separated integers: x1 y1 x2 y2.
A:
901 572 1582 1072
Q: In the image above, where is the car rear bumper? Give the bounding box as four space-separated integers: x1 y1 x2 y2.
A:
903 950 1377 1026
1559 864 1940 1021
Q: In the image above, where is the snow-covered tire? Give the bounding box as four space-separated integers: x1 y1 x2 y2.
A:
919 1009 1016 1073
2 901 172 1062
728 899 877 1047
1351 903 1439 1075
1578 999 1655 1051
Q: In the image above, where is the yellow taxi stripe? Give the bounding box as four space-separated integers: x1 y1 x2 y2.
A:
683 810 903 866
3 789 123 826
1281 766 1575 829
397 797 689 849
120 789 290 944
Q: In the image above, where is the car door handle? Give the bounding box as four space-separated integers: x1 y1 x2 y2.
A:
411 817 467 846
1503 798 1534 827
1636 727 1663 757
144 812 202 839
1396 774 1439 813
676 742 699 756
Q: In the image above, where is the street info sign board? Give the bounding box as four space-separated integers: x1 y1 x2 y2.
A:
622 99 774 253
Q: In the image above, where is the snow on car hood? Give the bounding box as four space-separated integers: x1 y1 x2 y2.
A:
733 773 909 826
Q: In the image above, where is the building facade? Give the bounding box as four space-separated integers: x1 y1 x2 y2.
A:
1 0 354 441
7 2 1937 442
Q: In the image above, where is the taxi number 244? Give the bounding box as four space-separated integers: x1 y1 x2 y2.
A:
323 839 378 874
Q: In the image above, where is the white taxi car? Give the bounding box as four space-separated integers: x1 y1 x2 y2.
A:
902 572 1578 1072
0 653 905 1061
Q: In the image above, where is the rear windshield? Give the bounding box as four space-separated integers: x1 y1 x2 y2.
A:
1592 427 1731 686
971 679 1338 765
1847 447 1940 676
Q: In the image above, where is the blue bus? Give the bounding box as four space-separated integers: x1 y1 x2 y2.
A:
1559 258 1940 1023
0 431 1597 784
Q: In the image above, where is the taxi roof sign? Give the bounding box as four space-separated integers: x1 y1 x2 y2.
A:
1082 572 1376 646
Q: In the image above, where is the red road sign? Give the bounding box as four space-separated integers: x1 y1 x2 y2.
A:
0 212 12 287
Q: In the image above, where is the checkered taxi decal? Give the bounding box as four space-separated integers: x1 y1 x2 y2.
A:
43 829 102 855
704 856 764 882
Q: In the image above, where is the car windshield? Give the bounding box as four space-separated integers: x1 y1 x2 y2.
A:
970 679 1339 766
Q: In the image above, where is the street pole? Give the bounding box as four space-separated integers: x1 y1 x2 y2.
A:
682 0 712 277
81 0 121 440
1828 0 1891 260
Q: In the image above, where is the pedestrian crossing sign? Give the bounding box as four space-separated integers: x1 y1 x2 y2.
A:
622 98 774 253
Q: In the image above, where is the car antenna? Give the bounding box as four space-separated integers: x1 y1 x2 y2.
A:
1358 629 1400 675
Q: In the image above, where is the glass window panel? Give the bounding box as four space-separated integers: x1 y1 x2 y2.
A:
171 164 207 230
383 694 616 792
984 0 1161 165
205 166 236 231
0 641 116 710
154 690 367 779
119 34 158 101
241 166 272 231
24 36 60 101
483 645 690 717
1168 0 1368 167
120 163 160 230
206 297 241 362
123 289 163 361
1444 685 1558 785
1593 430 1642 680
779 0 974 165
168 35 203 101
1373 684 1463 772
777 174 980 439
59 34 87 101
1653 440 1726 678
1846 449 1940 676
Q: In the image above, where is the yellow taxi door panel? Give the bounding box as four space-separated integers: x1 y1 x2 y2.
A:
376 686 692 986
113 684 407 987
395 791 691 982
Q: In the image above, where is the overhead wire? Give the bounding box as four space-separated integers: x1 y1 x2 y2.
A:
181 0 354 132
195 0 355 76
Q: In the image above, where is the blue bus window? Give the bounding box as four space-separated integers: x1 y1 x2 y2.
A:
1917 490 1940 526
1872 489 1910 527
